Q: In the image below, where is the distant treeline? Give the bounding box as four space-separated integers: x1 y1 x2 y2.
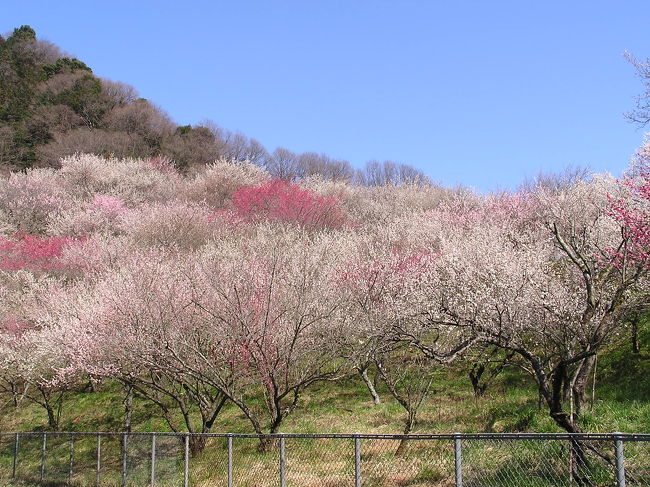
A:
0 25 429 185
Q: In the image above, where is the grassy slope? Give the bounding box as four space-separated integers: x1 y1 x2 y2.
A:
2 343 649 436
0 329 648 486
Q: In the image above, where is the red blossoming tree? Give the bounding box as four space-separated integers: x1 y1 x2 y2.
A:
232 179 347 230
0 233 83 273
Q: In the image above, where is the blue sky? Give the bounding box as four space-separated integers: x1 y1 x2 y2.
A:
3 1 650 190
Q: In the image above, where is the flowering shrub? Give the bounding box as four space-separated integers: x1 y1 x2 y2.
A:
120 201 217 249
59 153 180 204
48 194 129 236
182 159 269 208
232 179 347 230
607 143 650 267
0 233 83 272
0 315 30 337
147 156 178 174
88 194 129 217
0 169 73 233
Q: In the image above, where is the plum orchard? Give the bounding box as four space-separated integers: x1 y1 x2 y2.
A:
0 146 648 450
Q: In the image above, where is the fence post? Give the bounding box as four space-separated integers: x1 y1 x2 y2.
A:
150 433 156 486
227 434 233 487
279 436 286 487
121 433 128 487
184 434 190 487
96 435 102 486
354 433 361 487
614 432 626 487
568 436 574 484
69 435 75 482
40 432 47 482
454 433 463 487
12 433 18 480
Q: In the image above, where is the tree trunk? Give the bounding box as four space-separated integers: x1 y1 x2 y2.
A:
10 382 20 407
373 367 381 390
569 438 595 487
517 348 609 486
395 412 415 457
189 436 207 457
38 388 62 431
468 362 488 397
468 347 514 397
45 402 59 431
359 366 381 405
257 416 283 452
631 315 640 354
548 362 581 433
571 356 596 415
122 384 134 433
229 398 271 452
189 394 228 457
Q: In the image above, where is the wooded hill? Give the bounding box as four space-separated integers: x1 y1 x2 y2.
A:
0 25 428 185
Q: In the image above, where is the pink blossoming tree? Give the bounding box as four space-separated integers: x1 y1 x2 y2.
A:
232 179 347 230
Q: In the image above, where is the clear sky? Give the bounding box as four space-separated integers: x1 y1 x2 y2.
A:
3 1 650 190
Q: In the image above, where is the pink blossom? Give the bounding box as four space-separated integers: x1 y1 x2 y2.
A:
0 315 30 337
0 233 84 272
232 179 347 230
87 194 129 217
606 166 650 267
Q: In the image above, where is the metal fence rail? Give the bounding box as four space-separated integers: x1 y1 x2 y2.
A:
0 432 647 486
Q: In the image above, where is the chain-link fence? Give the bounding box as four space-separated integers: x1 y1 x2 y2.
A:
0 432 647 486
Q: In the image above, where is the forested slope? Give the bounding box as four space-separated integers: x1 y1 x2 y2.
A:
0 25 428 187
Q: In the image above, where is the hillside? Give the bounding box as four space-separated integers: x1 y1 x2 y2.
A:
0 22 649 487
0 25 264 172
0 149 648 440
2 330 650 434
0 336 648 486
0 25 428 187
